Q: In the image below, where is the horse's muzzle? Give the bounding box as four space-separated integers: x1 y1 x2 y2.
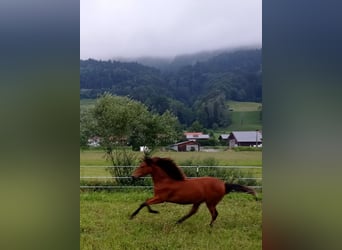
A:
131 175 139 181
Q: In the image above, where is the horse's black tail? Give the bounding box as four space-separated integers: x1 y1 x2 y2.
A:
225 183 258 201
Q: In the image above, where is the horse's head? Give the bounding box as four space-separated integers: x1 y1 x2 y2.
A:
131 157 153 180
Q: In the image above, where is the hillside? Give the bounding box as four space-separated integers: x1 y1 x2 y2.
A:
80 49 262 128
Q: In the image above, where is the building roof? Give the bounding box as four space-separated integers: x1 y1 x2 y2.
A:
231 131 262 142
219 134 230 140
184 132 202 136
186 134 210 140
172 140 200 146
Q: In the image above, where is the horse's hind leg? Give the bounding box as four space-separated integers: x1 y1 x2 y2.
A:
206 203 219 226
176 203 201 224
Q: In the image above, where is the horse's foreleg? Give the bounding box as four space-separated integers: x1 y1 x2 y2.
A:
176 203 201 224
130 197 164 219
130 201 146 219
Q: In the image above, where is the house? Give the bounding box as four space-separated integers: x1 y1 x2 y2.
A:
218 134 229 142
184 132 210 141
87 136 101 147
227 131 262 147
170 140 200 152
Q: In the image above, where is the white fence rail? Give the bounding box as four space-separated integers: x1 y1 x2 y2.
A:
80 165 262 190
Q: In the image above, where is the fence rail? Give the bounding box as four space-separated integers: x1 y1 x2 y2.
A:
80 165 262 190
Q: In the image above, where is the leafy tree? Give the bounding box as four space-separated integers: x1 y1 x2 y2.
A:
189 120 203 132
88 93 180 183
80 107 97 148
130 110 181 150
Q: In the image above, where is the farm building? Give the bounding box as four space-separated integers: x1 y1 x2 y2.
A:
218 134 229 142
226 131 262 147
170 140 200 152
87 136 101 147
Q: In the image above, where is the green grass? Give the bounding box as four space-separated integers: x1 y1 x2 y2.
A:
227 101 262 112
80 191 262 250
80 98 96 108
80 149 262 182
225 101 262 131
228 111 262 131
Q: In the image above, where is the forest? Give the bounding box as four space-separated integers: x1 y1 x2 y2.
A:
80 49 262 129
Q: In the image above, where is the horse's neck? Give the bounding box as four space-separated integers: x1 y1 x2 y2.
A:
151 168 176 184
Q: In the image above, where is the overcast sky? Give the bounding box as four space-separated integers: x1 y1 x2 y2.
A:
80 0 261 60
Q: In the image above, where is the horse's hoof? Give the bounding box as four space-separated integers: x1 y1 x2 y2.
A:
149 210 159 214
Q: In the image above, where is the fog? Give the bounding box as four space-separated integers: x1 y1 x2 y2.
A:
81 0 261 60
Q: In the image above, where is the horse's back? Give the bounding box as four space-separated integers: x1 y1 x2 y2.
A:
186 177 225 199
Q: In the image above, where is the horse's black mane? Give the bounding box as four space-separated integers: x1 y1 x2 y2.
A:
146 157 185 181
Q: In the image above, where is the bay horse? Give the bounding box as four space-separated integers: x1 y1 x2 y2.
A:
130 156 257 226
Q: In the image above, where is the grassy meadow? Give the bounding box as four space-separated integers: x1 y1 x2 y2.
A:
80 191 262 250
226 101 262 131
80 149 262 179
80 135 262 249
80 149 262 166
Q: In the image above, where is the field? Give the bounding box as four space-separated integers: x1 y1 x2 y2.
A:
80 149 262 178
80 98 96 108
80 191 262 250
227 101 262 112
226 101 262 131
80 149 262 249
80 150 262 166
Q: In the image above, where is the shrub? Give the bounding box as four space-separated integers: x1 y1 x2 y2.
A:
233 146 262 152
105 148 140 186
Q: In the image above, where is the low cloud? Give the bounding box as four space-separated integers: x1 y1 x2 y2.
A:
81 0 261 59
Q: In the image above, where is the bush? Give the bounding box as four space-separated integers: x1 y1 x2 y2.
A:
232 146 262 152
181 167 260 186
105 148 140 186
177 157 260 186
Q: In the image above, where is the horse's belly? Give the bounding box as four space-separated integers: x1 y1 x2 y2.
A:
166 184 206 204
167 178 225 204
168 194 203 204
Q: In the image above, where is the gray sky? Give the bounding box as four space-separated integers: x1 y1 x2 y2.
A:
80 0 262 59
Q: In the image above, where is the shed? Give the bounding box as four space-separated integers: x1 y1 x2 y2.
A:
170 140 200 152
228 131 262 147
218 134 230 141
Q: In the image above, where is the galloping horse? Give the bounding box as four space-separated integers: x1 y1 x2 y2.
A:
130 156 257 226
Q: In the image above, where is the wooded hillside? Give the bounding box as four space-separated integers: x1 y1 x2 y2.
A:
80 49 262 128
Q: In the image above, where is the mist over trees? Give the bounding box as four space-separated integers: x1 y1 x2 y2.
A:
80 49 262 129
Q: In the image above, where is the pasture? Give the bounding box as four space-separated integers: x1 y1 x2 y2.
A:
226 101 262 131
80 149 262 167
80 149 262 249
80 191 262 250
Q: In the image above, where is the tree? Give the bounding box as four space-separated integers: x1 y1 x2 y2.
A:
80 107 97 148
189 120 203 132
88 93 180 184
92 92 180 155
